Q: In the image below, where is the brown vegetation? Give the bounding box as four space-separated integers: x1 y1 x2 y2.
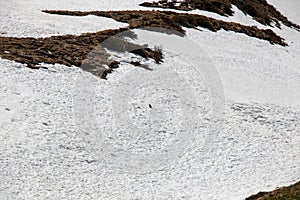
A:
246 181 300 200
0 28 163 79
141 0 233 16
43 10 287 46
140 0 300 30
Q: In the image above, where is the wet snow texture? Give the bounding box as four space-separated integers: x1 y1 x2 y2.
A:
0 0 300 199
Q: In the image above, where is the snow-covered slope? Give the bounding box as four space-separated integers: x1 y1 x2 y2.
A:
0 1 299 200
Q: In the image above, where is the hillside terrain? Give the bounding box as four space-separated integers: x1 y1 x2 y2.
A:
0 0 299 199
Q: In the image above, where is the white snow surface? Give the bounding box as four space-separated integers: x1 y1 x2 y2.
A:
0 0 299 200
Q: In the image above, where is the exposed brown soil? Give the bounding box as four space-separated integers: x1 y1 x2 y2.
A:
141 0 233 16
43 10 287 46
246 181 300 200
140 0 300 30
0 28 163 79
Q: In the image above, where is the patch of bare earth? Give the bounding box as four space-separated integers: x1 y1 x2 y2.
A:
246 181 300 200
0 28 163 79
140 0 300 30
43 10 287 46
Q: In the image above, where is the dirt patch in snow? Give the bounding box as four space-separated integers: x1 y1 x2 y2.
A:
140 0 300 30
43 10 287 46
0 28 163 79
246 181 300 200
